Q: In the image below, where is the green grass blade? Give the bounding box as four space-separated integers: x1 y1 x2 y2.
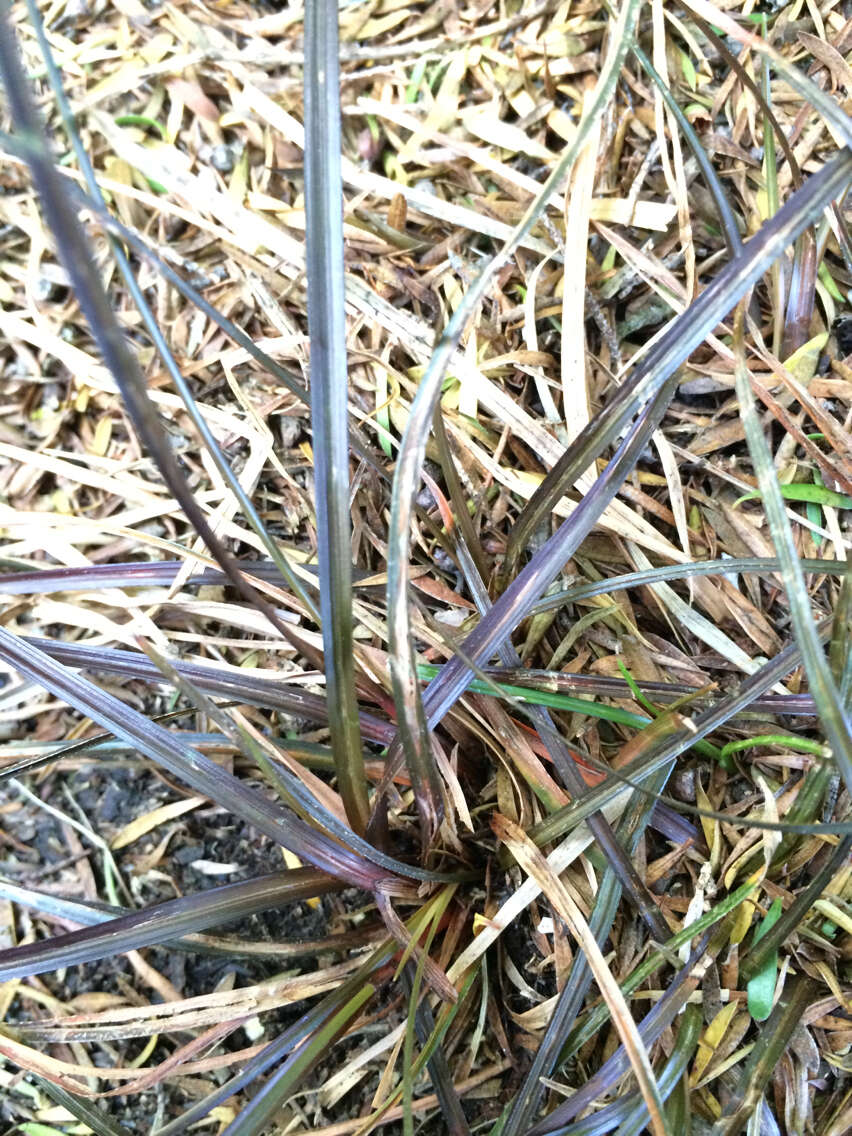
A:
746 897 783 1022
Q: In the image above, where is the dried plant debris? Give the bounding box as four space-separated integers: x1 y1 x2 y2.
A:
0 1 850 1134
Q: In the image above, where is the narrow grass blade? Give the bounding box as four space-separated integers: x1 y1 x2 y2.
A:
633 43 742 257
421 378 677 731
0 869 337 981
527 922 732 1136
0 8 309 657
386 0 642 842
303 0 370 835
23 635 395 744
23 0 316 620
29 1078 129 1136
494 813 671 1136
712 977 819 1136
155 937 397 1136
732 303 852 799
0 629 400 891
220 984 374 1136
499 766 669 1136
502 150 852 577
5 637 459 882
529 557 852 617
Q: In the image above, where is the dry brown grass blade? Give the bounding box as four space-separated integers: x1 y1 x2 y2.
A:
492 813 671 1136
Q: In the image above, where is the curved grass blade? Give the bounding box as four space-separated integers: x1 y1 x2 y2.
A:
712 976 819 1136
219 984 374 1136
22 0 317 621
138 641 469 885
732 303 852 799
303 0 370 835
386 0 642 845
633 42 743 258
155 936 397 1136
0 869 338 982
421 378 678 733
494 814 671 1136
0 629 401 891
682 13 802 187
525 629 818 848
4 637 461 882
529 556 852 617
684 0 852 152
499 764 671 1136
740 834 852 984
501 149 852 579
0 17 308 661
526 921 731 1136
431 434 675 940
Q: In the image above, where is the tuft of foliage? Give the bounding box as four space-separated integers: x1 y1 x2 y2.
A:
0 2 850 1135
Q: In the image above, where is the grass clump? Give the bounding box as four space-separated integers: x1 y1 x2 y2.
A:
0 2 850 1135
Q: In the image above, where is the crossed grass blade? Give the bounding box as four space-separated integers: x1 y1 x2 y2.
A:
385 0 643 836
0 629 397 892
0 4 314 668
429 388 674 940
21 634 395 743
494 815 670 1136
730 299 852 796
21 0 317 621
502 147 852 581
0 2 849 1131
497 763 670 1136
